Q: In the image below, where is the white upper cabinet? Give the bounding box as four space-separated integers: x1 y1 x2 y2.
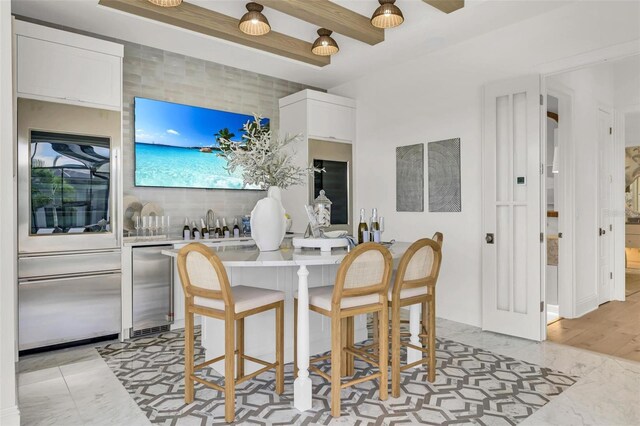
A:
280 90 356 143
15 20 123 111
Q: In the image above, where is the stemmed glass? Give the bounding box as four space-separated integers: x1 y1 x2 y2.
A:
134 215 141 237
150 215 157 237
142 216 149 237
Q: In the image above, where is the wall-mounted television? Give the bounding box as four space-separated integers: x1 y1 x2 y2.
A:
134 97 268 190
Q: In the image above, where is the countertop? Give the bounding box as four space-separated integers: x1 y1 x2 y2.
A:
161 241 411 267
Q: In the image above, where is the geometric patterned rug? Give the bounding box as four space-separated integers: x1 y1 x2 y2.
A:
98 328 577 425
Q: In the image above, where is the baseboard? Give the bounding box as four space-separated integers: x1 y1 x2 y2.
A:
575 295 598 318
0 405 20 426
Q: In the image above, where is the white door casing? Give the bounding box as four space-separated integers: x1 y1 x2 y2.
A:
597 107 614 305
482 76 543 341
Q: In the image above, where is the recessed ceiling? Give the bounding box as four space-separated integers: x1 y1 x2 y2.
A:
11 0 571 89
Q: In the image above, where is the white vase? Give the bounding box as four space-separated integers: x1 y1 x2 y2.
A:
250 186 287 251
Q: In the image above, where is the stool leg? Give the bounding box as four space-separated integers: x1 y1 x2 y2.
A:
379 303 389 401
427 295 436 383
224 311 236 423
340 318 348 377
391 301 401 398
347 317 354 376
421 300 428 368
237 318 245 379
184 307 195 404
371 312 379 343
331 313 342 417
275 301 284 395
293 298 298 378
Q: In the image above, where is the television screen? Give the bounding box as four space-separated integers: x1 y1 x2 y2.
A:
134 97 267 190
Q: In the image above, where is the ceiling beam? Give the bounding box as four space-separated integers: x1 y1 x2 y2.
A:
98 0 330 67
422 0 465 14
260 0 384 46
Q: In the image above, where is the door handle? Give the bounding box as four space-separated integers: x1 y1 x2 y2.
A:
599 228 606 236
485 233 495 244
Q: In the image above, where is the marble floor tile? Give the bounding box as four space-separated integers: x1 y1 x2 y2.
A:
522 357 640 425
18 376 84 426
18 365 62 387
508 341 608 377
62 361 151 426
18 344 104 374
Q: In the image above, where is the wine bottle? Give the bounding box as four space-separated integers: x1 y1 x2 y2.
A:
233 218 240 238
370 208 381 243
192 221 201 240
200 218 209 239
357 208 369 244
214 219 222 239
222 218 230 238
183 218 191 240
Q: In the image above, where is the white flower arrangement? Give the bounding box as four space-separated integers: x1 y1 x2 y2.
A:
218 114 322 190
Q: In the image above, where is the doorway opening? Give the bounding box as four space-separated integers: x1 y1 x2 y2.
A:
544 54 640 362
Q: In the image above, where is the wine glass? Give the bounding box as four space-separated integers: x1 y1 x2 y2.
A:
142 215 149 237
159 215 165 236
134 215 141 237
150 215 157 237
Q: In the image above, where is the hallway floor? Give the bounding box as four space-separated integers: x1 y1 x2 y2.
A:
547 284 640 362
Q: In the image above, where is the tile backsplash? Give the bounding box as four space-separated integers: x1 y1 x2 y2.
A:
121 42 316 237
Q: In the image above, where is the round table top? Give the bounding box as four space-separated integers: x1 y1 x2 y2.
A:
162 241 411 267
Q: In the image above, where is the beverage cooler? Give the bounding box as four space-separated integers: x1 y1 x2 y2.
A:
17 98 122 351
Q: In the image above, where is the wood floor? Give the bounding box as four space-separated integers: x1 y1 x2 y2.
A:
547 275 640 362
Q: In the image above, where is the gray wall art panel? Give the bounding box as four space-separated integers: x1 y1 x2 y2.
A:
428 138 462 212
396 143 424 212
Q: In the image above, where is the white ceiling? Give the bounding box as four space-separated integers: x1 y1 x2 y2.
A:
11 0 573 89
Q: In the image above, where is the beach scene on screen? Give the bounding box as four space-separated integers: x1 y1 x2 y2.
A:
134 97 266 190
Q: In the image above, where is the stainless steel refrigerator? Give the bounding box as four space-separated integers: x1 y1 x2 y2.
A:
17 98 122 351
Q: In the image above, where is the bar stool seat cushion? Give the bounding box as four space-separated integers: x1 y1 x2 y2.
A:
195 285 284 313
296 286 379 311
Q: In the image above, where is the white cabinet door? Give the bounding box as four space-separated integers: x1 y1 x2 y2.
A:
17 36 121 110
307 100 354 142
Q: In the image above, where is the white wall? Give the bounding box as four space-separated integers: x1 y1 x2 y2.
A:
0 3 19 425
627 111 640 147
330 1 640 327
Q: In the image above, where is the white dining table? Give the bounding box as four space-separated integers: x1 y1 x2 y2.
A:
162 241 423 412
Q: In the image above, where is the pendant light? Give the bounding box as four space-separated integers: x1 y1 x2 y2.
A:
147 0 182 6
239 2 271 36
371 0 404 29
312 29 339 56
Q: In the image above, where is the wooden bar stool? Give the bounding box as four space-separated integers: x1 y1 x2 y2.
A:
387 236 442 397
294 242 393 417
177 243 285 423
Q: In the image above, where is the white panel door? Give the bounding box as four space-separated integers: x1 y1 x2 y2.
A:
482 76 543 341
597 108 614 305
